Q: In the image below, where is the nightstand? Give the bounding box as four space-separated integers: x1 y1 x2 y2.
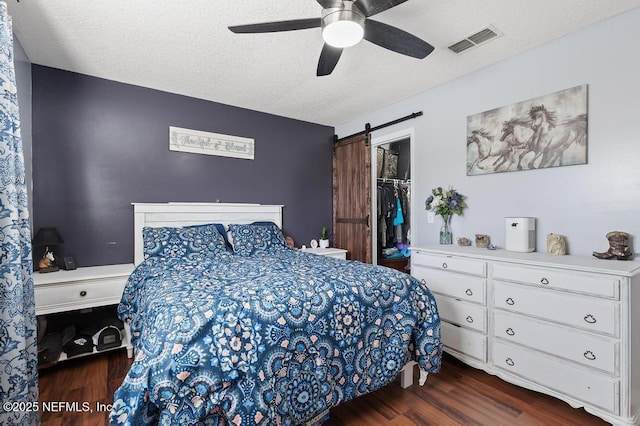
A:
34 263 135 362
302 247 348 259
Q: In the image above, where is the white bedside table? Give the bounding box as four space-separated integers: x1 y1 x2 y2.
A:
33 263 135 361
302 247 348 259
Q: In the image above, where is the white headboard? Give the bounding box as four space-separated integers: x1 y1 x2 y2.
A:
132 202 284 265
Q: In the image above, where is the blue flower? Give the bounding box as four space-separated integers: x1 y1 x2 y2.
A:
425 186 467 217
425 195 434 208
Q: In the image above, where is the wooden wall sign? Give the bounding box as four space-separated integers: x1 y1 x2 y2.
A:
169 126 254 160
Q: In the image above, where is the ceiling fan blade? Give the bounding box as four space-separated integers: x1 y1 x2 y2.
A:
316 0 344 8
355 0 408 17
317 44 343 76
229 18 320 33
364 19 434 58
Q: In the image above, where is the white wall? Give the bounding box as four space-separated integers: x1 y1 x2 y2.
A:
336 7 640 257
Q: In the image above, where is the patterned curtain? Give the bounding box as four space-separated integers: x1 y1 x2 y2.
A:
0 2 39 425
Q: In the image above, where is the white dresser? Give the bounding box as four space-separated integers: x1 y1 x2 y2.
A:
412 246 640 425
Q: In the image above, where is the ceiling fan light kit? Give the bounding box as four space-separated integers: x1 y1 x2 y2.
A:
321 4 365 48
229 0 434 76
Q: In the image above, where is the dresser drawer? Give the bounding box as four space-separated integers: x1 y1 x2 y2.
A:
441 321 486 361
493 263 619 299
436 295 486 333
493 340 619 414
413 266 486 304
35 276 126 315
493 311 619 374
413 251 486 277
494 282 619 336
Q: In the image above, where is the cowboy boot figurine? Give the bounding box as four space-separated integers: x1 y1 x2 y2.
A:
593 231 634 260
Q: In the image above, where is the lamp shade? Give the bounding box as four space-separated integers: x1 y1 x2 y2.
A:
32 227 64 246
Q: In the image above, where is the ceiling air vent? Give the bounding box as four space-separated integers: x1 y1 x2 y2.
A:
448 25 502 54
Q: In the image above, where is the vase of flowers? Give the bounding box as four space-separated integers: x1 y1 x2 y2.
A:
440 214 452 244
425 186 467 245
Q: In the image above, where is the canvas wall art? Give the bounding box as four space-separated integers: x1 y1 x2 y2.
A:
466 84 588 175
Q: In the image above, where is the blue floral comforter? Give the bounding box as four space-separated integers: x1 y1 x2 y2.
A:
110 249 442 425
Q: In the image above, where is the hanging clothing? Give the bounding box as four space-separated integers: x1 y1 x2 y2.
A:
393 198 404 226
377 180 412 255
399 184 411 244
0 4 39 425
376 182 397 249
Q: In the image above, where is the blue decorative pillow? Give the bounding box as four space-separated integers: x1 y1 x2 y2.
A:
186 223 232 251
228 223 288 256
143 224 228 260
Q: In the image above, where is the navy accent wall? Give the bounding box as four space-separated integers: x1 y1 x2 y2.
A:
32 65 334 267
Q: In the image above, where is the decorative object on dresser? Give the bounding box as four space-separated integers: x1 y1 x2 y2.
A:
310 239 319 248
440 215 453 245
284 236 295 248
412 245 640 425
467 84 588 175
547 233 567 256
505 217 535 252
33 263 135 365
32 226 64 272
425 186 467 245
593 231 634 260
475 233 489 248
457 237 471 246
319 224 330 248
38 251 57 272
62 256 77 270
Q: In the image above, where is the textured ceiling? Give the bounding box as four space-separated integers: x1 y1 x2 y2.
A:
8 0 640 126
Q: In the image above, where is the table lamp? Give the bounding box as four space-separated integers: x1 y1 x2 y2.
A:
32 227 64 273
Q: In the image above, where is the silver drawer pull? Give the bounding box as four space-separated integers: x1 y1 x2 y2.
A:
465 288 473 296
540 277 549 285
80 291 87 297
465 316 474 323
505 297 515 306
505 358 515 366
506 328 515 336
584 314 597 324
442 262 448 269
583 350 596 361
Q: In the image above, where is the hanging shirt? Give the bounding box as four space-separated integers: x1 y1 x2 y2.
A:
393 198 404 226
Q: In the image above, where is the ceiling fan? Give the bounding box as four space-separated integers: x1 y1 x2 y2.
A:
228 0 434 76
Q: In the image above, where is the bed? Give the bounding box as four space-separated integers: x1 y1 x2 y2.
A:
110 203 442 425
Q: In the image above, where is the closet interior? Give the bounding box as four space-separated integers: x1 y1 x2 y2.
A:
375 138 410 272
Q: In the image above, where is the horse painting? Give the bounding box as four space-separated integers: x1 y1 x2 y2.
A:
528 105 587 168
466 128 519 173
500 117 538 170
499 108 587 171
466 84 588 175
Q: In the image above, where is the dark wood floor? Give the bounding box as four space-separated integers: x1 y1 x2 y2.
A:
38 350 607 425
